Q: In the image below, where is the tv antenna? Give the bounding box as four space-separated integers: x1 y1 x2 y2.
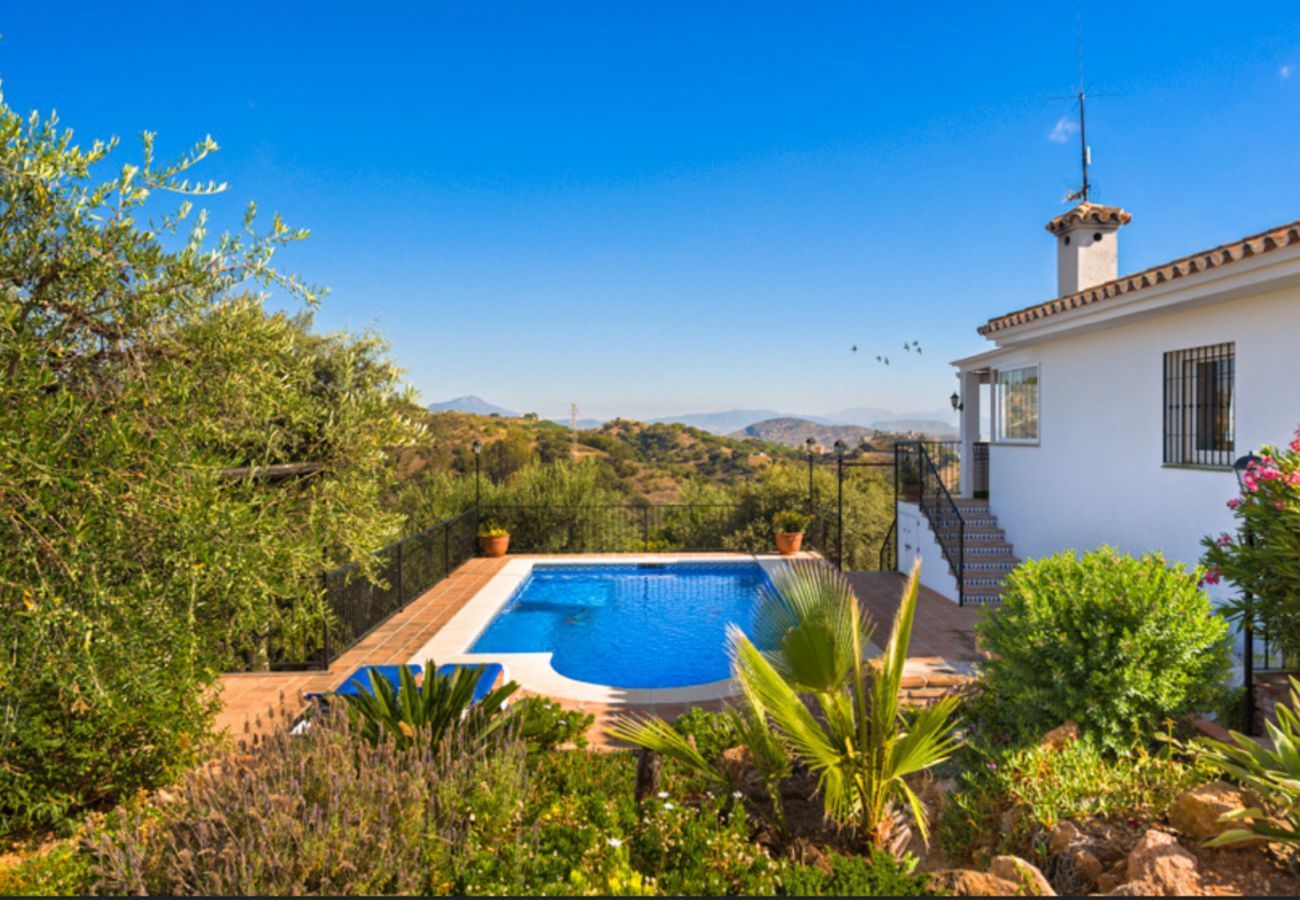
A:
1064 89 1091 204
1064 1 1092 204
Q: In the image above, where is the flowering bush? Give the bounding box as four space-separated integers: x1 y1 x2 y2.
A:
1201 425 1300 663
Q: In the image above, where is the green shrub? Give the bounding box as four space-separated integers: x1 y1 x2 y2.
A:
518 696 595 750
779 848 933 896
938 736 1207 862
670 707 741 762
976 548 1230 752
0 839 95 896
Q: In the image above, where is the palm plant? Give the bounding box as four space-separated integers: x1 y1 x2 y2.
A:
607 678 793 832
337 660 517 749
1196 676 1300 850
732 558 961 849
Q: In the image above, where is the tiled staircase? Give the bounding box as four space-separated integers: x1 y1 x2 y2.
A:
949 499 1018 605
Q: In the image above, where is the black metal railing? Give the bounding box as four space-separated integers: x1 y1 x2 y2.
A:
1258 627 1297 672
896 440 960 501
293 509 479 671
879 517 897 571
909 442 966 606
808 504 842 569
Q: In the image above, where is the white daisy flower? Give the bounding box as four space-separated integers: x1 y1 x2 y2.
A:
607 837 623 848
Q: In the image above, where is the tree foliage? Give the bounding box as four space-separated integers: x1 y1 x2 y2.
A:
0 94 417 833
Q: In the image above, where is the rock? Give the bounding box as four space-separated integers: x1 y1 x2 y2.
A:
1096 871 1125 893
1048 820 1082 855
1072 849 1103 887
1040 720 1080 749
989 855 1056 896
1107 879 1164 896
1169 780 1248 839
1125 829 1200 896
944 869 1024 896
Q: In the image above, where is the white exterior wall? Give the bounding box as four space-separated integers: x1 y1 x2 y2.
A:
982 283 1300 601
895 501 959 600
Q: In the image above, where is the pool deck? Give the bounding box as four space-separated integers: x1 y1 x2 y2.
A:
214 556 983 748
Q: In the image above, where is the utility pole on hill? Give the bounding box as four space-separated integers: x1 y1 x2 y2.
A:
570 402 579 460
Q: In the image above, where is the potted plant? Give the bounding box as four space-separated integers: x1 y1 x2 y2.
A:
772 509 811 556
478 522 511 558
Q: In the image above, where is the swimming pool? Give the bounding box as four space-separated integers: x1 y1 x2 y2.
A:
469 562 773 689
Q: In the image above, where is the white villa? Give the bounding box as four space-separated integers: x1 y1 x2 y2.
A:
898 202 1300 610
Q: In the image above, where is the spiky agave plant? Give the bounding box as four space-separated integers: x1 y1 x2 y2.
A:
1197 676 1300 850
730 557 961 850
338 660 517 749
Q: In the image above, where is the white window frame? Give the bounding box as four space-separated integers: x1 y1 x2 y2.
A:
992 363 1041 445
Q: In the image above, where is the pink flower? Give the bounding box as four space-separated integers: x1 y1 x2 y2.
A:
1292 436 1300 453
1288 471 1300 488
1227 498 1242 510
1275 501 1287 510
1216 533 1233 547
1202 565 1222 586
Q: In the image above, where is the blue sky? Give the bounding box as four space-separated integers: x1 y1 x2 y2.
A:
4 3 1298 420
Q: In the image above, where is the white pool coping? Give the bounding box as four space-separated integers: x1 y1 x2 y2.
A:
405 553 806 705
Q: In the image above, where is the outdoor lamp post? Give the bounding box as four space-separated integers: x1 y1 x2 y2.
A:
1233 452 1262 734
834 440 847 568
472 440 483 514
805 437 816 512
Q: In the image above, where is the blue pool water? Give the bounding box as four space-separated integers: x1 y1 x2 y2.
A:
470 563 772 688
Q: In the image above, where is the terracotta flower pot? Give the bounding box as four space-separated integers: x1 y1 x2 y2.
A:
775 531 804 556
479 533 510 558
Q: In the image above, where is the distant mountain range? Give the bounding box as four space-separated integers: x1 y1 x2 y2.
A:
730 418 877 448
426 395 520 417
651 407 956 436
425 397 957 437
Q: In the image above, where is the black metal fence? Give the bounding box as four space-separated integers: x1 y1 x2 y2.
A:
281 509 480 671
478 503 748 553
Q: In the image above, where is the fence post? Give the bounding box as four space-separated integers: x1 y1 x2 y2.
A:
835 441 845 570
641 505 650 549
396 540 405 607
321 572 331 668
1244 616 1256 735
444 520 451 578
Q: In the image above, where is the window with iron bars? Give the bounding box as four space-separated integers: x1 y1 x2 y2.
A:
1163 342 1235 467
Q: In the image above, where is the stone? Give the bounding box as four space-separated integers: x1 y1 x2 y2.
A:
1072 849 1104 886
1125 829 1200 896
944 869 1024 896
1048 820 1082 855
1095 871 1125 893
1169 780 1248 839
989 855 1056 896
1040 720 1080 749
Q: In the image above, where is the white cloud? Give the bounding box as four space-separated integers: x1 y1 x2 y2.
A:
1048 116 1079 143
1281 64 1294 80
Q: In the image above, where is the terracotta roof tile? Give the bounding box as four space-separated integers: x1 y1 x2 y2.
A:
980 218 1300 336
1044 202 1132 235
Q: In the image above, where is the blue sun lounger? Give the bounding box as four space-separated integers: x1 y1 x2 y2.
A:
305 663 506 704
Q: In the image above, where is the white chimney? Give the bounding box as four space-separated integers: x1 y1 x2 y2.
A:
1046 202 1132 296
